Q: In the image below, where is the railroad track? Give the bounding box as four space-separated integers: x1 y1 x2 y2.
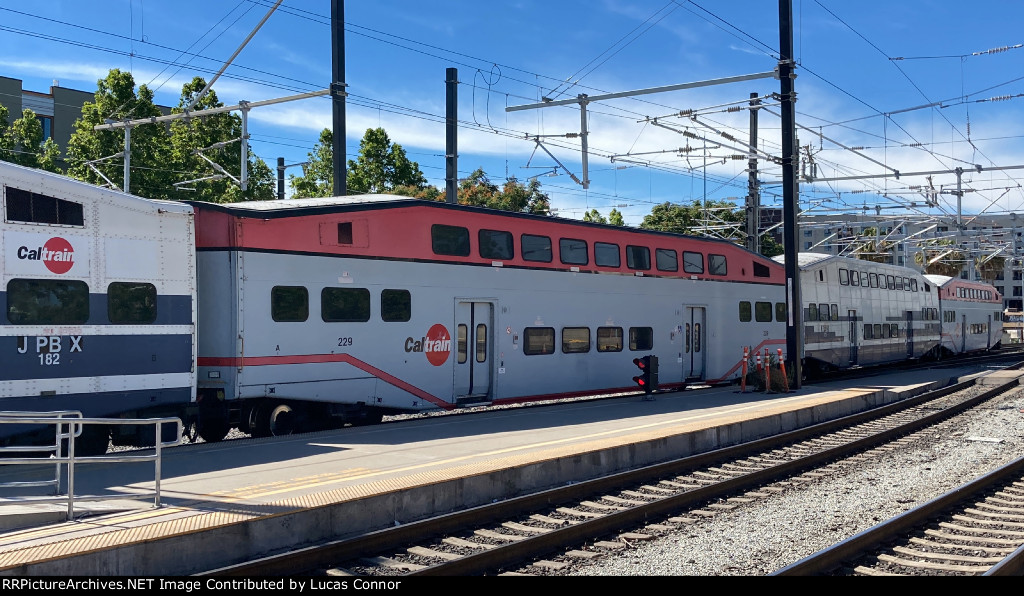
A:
773 455 1024 576
199 364 1024 577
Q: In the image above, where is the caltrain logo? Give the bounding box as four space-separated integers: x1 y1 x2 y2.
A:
405 324 451 366
17 237 75 274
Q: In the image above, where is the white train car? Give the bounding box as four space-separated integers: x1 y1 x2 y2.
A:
778 253 941 370
0 161 196 455
924 274 1003 355
190 196 787 439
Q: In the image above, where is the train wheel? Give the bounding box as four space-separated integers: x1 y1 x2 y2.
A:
197 400 230 443
252 402 297 437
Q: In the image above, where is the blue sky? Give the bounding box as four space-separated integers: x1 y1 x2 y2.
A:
2 1 1024 227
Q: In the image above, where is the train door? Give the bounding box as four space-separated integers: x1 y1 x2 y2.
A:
683 306 706 380
961 314 967 353
848 310 858 366
987 314 992 348
454 301 494 404
905 310 914 360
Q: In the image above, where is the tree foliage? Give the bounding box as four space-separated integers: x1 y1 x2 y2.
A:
290 128 334 198
0 107 60 172
451 169 550 214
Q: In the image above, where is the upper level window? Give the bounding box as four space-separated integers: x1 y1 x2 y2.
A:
753 261 770 278
683 251 704 274
626 245 650 270
431 224 470 256
595 242 620 267
708 254 727 276
5 186 84 226
478 229 513 260
655 249 677 272
521 234 552 262
559 238 588 265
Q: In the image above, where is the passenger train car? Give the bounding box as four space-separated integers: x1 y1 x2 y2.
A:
0 161 196 454
188 196 787 440
923 274 1003 356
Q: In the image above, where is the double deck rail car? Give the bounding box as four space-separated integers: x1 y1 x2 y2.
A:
782 253 1002 372
924 274 1003 356
187 197 788 441
0 161 196 455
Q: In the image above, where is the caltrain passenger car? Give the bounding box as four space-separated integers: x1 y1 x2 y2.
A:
0 160 196 455
778 253 942 371
924 274 1003 356
188 197 787 440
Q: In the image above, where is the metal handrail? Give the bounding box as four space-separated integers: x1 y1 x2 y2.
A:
0 413 183 521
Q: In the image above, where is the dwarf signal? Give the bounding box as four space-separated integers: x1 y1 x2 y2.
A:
632 355 659 395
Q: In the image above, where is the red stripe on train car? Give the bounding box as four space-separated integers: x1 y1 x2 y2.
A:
197 354 454 410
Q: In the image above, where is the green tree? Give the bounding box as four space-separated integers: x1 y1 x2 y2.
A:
290 128 334 198
639 202 700 234
168 77 273 203
66 69 171 198
1 108 60 172
347 127 427 194
855 227 898 264
454 169 550 214
912 239 964 277
608 208 625 226
583 209 607 224
760 233 784 258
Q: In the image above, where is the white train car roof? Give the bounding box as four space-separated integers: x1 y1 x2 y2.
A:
773 251 931 277
188 194 785 286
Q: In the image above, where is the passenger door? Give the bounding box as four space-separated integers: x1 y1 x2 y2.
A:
683 306 706 380
453 301 493 404
848 309 858 366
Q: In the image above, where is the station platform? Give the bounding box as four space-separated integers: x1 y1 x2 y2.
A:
0 363 1013 576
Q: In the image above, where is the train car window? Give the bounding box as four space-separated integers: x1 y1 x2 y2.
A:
693 323 702 352
863 324 873 339
7 278 89 324
818 303 829 320
431 224 470 256
838 269 849 285
270 286 308 323
457 324 467 363
561 327 591 353
739 301 752 322
4 186 85 226
850 271 860 286
655 249 678 272
381 289 411 322
904 277 911 291
321 287 370 322
818 270 825 282
595 242 621 268
629 327 653 351
626 245 651 270
523 327 555 355
874 324 883 338
860 272 869 286
755 302 773 322
476 324 488 362
337 222 353 244
683 252 704 274
831 304 839 321
776 302 787 322
522 234 552 262
808 303 818 321
559 238 588 265
108 282 158 324
597 327 623 352
753 261 771 278
685 323 691 353
911 279 918 292
887 275 895 290
891 324 899 338
708 254 727 276
869 273 878 288
895 277 904 291
478 229 514 260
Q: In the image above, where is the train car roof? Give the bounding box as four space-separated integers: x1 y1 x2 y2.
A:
922 274 953 287
0 160 193 215
771 252 832 267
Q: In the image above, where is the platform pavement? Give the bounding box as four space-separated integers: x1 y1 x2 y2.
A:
0 363 1014 575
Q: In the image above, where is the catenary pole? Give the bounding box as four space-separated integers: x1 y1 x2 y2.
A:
779 0 803 388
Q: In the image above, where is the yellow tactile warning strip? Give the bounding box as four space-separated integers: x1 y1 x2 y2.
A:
0 384 901 570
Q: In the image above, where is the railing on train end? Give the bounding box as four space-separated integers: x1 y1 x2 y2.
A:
0 412 183 521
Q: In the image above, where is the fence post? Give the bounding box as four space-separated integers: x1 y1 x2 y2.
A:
741 347 749 392
777 348 790 393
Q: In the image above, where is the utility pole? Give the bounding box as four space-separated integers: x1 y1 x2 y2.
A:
446 68 458 204
331 0 347 196
746 92 761 254
277 157 285 201
779 0 803 388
